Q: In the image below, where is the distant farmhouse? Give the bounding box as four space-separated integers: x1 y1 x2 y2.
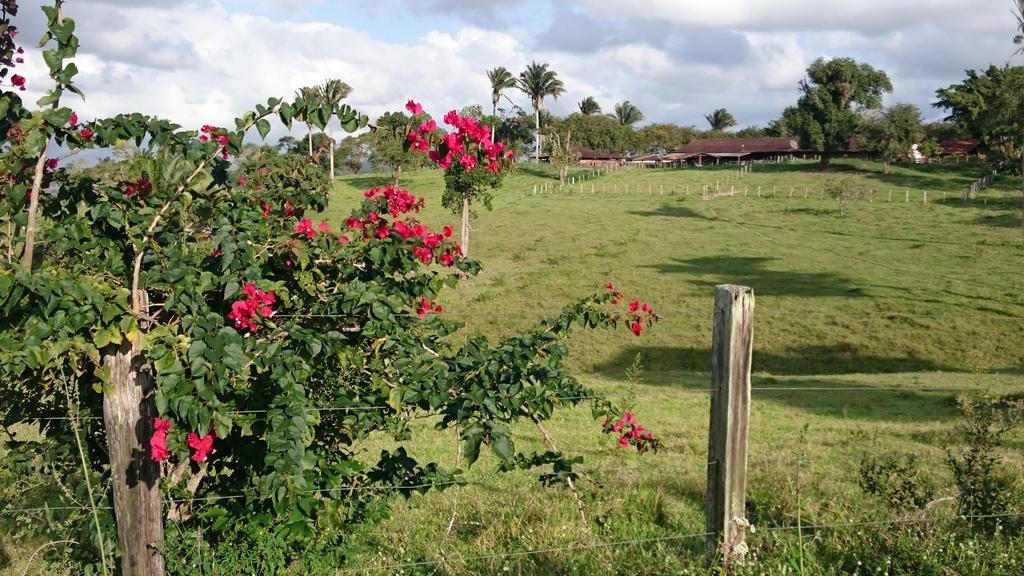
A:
571 136 983 168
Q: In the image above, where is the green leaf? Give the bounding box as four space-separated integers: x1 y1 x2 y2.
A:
490 429 514 462
256 118 271 140
388 387 404 412
279 103 294 127
463 434 482 467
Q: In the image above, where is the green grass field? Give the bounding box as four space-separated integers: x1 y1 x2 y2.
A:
2 159 1023 575
321 159 1024 575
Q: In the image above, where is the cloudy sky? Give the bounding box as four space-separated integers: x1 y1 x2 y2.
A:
11 0 1024 140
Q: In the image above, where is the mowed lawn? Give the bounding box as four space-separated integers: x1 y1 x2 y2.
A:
3 160 1022 576
323 160 1024 575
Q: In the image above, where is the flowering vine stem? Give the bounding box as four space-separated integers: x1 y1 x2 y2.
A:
129 112 271 313
20 0 66 270
523 407 589 529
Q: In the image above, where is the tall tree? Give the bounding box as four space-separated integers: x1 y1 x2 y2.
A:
704 108 737 131
859 103 924 174
295 85 320 157
518 61 566 162
487 66 517 142
578 96 602 115
636 123 697 153
316 78 353 180
555 113 635 155
611 101 644 126
936 64 1024 233
787 57 892 169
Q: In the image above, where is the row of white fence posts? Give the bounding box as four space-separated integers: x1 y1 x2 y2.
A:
966 170 998 204
533 180 956 207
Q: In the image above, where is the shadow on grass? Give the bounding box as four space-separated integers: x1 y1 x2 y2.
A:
514 164 560 181
647 256 865 298
341 174 397 190
628 203 712 220
972 210 1023 229
595 345 954 381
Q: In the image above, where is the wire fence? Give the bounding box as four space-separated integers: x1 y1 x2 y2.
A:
2 179 1022 570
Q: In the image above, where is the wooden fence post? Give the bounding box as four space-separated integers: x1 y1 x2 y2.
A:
103 291 166 576
706 285 754 571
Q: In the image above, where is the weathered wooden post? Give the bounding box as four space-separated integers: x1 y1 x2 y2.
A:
706 285 754 572
102 291 166 576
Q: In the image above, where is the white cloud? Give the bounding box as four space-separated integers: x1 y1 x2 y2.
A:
11 0 1022 138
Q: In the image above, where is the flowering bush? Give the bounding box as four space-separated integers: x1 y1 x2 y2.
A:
0 3 661 574
603 410 660 453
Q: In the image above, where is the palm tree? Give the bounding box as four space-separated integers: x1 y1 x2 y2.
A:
612 101 644 126
316 78 353 180
517 61 566 162
487 67 517 142
295 85 320 157
704 108 738 131
578 96 601 115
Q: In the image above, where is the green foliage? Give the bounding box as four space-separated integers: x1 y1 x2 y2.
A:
369 110 431 176
577 96 601 116
635 122 695 154
0 4 642 573
824 176 865 216
859 103 924 171
611 101 644 126
935 65 1024 167
441 161 502 215
946 393 1024 533
859 453 936 511
704 108 737 131
554 113 635 154
787 57 893 167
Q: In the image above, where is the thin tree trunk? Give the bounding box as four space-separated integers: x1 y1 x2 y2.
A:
534 107 540 163
491 100 497 143
20 150 48 269
329 138 335 180
460 197 470 258
102 292 166 576
819 151 832 170
1020 148 1023 238
393 165 402 187
307 123 313 158
883 158 891 175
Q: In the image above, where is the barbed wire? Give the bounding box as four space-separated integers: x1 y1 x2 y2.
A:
12 383 1002 424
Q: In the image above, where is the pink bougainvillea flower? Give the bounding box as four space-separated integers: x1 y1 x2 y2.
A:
339 235 349 244
68 111 78 125
10 74 25 88
186 432 215 463
629 300 640 312
257 165 269 175
79 127 93 140
318 221 330 233
375 225 391 239
631 322 643 336
46 159 58 170
294 218 316 239
150 417 173 462
440 253 454 267
238 177 247 186
442 225 453 237
413 246 432 264
405 100 423 115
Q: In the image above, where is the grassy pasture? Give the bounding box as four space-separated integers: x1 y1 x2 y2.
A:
3 159 1023 575
323 160 1024 574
